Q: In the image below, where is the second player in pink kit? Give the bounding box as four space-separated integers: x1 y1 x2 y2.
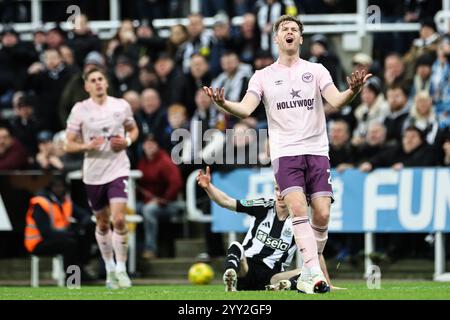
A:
65 68 139 289
204 15 371 294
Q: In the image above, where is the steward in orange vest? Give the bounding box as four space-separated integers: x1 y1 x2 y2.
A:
24 176 93 279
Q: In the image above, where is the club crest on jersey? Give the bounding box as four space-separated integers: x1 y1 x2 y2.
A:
240 199 254 207
302 72 314 83
282 228 292 237
113 112 121 119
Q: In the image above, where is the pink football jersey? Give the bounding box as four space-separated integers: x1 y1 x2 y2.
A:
247 58 333 161
66 96 135 185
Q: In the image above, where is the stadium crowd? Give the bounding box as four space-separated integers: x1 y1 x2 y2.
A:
0 0 449 262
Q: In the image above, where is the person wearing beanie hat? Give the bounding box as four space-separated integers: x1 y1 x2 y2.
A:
309 34 344 87
352 76 390 145
409 53 434 99
404 17 441 82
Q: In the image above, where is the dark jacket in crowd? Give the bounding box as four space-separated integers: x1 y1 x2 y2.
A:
367 143 439 168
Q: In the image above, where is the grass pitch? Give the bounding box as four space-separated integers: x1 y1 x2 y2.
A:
0 281 449 300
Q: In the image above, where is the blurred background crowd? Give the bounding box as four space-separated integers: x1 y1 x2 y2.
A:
0 0 449 265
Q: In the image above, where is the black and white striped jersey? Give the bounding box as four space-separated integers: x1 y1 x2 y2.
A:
236 198 296 272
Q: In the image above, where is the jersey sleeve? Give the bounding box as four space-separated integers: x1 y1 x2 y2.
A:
122 100 136 128
317 64 334 92
236 198 275 218
66 103 82 136
246 70 263 102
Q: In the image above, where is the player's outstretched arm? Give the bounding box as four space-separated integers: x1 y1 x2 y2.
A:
197 166 237 211
202 86 259 119
64 131 104 153
322 69 372 109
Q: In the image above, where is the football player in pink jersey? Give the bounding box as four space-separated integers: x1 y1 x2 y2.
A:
65 68 139 289
204 15 371 294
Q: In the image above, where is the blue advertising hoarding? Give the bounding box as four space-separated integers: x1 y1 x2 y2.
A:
211 168 450 233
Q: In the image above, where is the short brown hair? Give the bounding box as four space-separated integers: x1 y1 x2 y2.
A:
273 15 304 35
83 67 107 82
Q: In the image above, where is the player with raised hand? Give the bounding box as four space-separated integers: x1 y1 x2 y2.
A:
197 166 343 292
65 67 139 289
203 15 371 294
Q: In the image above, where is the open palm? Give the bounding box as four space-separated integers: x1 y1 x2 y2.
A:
197 166 211 189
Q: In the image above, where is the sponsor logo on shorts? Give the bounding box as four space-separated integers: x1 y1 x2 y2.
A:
256 230 289 251
302 72 314 83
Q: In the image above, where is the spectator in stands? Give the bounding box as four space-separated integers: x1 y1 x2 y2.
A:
430 37 450 128
209 13 236 77
134 21 163 65
359 125 439 171
354 121 387 165
233 13 261 66
154 53 179 107
384 53 408 87
253 49 274 71
352 76 389 146
166 24 189 70
34 131 64 171
182 13 212 73
0 122 28 170
106 19 140 67
135 88 168 144
352 52 373 74
384 84 410 145
26 47 76 132
32 29 46 63
137 134 183 259
24 175 94 281
309 34 344 88
45 26 66 49
109 54 140 98
187 90 226 164
122 90 141 115
160 103 190 155
67 14 102 68
9 93 39 157
403 91 441 145
0 27 36 100
59 45 78 71
138 64 159 91
409 53 434 100
211 51 253 104
255 0 298 58
403 18 440 82
175 53 212 116
218 120 261 172
328 119 355 172
59 51 106 126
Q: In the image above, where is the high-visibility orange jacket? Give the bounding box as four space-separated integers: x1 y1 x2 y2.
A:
24 196 73 252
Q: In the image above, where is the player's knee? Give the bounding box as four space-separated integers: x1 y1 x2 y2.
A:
96 217 110 233
113 216 127 231
314 209 330 225
287 203 307 216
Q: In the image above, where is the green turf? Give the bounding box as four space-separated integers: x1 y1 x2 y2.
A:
0 281 450 300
